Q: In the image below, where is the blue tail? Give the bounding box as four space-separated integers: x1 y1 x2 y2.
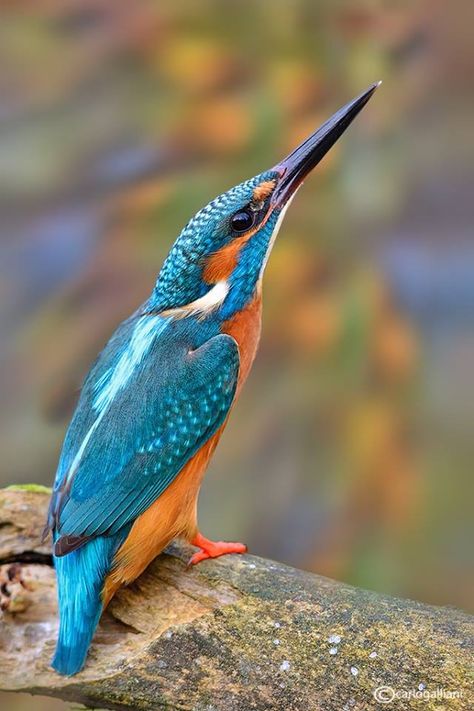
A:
52 533 125 676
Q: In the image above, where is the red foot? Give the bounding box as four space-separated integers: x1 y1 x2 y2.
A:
188 532 247 566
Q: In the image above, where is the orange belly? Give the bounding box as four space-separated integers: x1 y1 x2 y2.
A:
103 292 262 605
102 427 223 605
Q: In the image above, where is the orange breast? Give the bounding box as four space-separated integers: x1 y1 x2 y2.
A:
103 292 263 605
222 289 263 393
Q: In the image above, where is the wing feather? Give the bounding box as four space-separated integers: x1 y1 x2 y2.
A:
53 331 239 552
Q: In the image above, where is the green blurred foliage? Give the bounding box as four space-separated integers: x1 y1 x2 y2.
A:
1 5 473 705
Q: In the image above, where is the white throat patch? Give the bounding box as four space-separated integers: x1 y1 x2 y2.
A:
164 280 229 319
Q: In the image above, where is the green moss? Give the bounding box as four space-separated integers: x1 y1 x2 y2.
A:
6 484 52 494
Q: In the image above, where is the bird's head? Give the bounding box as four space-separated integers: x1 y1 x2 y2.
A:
152 82 380 319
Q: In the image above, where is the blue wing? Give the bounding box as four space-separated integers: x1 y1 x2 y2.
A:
50 315 239 553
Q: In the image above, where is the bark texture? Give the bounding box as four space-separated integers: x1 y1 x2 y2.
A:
0 487 472 710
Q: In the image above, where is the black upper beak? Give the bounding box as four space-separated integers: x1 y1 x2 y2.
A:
272 81 381 208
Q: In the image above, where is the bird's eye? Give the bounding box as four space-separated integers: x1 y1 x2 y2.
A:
231 209 255 233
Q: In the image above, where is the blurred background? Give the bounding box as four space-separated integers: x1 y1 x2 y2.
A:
1 1 473 706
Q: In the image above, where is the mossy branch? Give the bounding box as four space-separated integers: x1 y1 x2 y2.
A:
0 488 472 710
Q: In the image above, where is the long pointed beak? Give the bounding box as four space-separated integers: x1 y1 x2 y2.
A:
272 81 381 208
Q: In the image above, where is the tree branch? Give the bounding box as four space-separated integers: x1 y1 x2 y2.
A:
0 487 472 710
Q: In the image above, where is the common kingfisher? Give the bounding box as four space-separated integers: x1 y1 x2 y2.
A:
46 82 379 675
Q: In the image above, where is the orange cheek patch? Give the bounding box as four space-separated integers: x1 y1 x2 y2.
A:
203 219 265 283
203 185 276 285
252 179 276 202
203 238 246 283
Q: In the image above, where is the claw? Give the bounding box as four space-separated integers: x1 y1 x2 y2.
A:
188 532 247 567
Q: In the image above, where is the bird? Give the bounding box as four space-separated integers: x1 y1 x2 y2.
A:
46 82 380 676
